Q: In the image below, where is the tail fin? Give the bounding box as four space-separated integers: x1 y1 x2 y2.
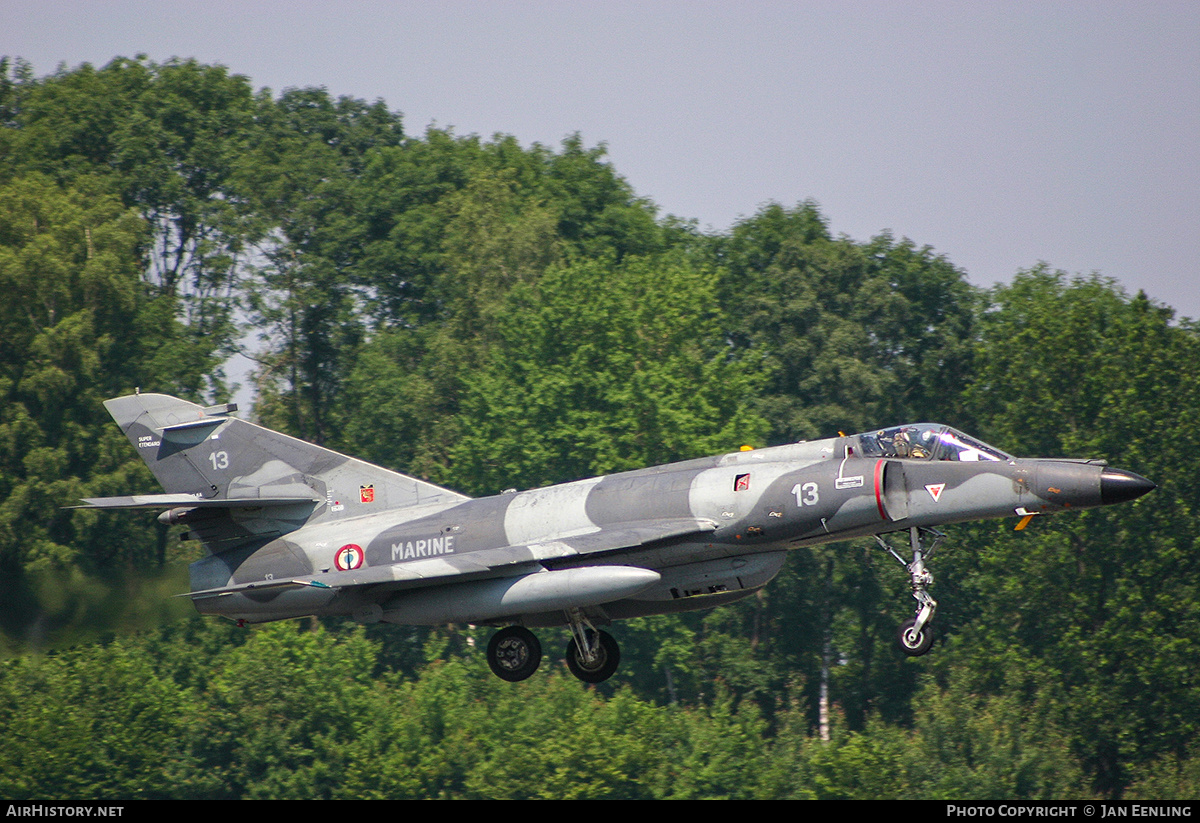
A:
93 394 468 549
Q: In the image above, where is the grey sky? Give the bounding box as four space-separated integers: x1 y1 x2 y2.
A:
5 0 1199 318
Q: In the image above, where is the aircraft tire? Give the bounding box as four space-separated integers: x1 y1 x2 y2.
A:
565 630 620 683
896 619 934 657
487 626 542 681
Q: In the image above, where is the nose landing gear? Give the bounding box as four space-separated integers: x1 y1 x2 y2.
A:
877 526 942 657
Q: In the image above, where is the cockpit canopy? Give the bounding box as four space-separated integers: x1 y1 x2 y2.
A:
856 424 1012 463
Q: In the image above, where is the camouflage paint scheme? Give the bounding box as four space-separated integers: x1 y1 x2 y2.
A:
83 394 1154 680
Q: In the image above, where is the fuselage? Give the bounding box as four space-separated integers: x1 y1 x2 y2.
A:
188 424 1152 627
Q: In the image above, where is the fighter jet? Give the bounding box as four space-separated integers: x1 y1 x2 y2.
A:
82 393 1155 683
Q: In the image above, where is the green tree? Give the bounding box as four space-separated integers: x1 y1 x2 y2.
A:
251 129 660 451
5 57 261 393
203 622 382 799
0 634 213 799
1126 744 1200 800
240 86 404 444
717 201 977 443
444 252 767 494
0 174 204 644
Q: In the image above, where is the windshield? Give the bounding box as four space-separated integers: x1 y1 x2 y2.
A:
856 424 1011 462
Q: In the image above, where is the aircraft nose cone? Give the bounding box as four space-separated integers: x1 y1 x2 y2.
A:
1100 469 1156 505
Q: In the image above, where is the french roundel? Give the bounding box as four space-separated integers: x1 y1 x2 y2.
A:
334 543 364 571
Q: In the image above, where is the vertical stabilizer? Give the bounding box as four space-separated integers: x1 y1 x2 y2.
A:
103 393 470 522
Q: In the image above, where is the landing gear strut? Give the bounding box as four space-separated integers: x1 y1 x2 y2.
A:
877 526 943 657
564 609 621 683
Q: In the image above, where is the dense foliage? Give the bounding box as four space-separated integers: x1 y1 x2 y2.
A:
1 56 1196 799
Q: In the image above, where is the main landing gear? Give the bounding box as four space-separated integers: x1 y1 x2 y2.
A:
565 626 620 684
485 610 621 683
877 526 943 657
